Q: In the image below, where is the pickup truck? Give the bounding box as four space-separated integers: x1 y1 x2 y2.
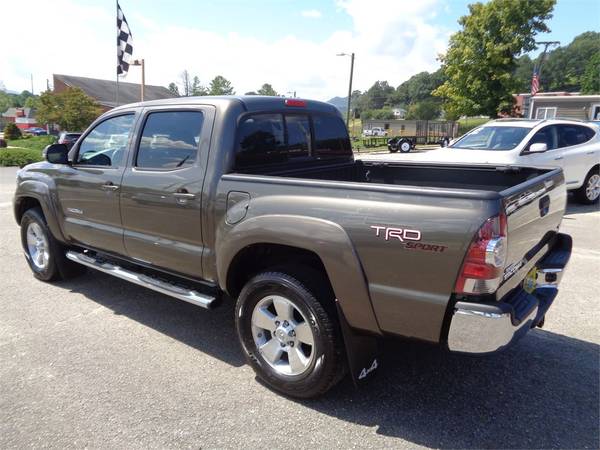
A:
14 96 572 398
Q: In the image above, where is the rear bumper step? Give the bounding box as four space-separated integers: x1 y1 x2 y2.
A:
446 233 571 355
65 251 216 309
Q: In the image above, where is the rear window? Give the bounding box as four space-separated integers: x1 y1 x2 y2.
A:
235 112 350 170
313 114 351 158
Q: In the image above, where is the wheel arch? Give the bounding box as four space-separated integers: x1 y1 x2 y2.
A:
217 215 381 334
14 180 67 243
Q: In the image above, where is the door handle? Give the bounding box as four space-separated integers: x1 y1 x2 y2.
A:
173 189 196 199
587 151 595 155
101 182 119 191
554 156 563 161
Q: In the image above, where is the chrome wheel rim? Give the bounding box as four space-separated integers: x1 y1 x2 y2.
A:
26 222 49 270
251 295 315 376
586 174 600 201
401 142 410 152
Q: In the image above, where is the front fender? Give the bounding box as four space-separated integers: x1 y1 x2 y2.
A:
14 175 67 243
217 214 381 334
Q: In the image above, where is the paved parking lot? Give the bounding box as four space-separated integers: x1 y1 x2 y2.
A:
1 166 598 449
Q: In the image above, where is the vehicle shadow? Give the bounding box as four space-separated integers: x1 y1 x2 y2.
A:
300 331 599 449
55 271 598 448
564 197 599 217
54 270 246 367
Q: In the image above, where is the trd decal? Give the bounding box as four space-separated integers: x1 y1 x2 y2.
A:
404 242 447 253
370 225 421 242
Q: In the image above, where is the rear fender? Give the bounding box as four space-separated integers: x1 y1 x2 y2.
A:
217 214 381 334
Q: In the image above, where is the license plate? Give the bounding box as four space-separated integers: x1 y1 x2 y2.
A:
523 267 538 294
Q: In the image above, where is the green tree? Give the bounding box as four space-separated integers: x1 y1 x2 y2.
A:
191 76 208 96
208 75 235 95
581 52 600 94
36 88 102 131
392 70 445 106
540 32 600 92
24 96 38 108
513 55 535 93
405 99 441 120
257 83 278 96
434 0 556 117
245 91 257 95
167 82 180 97
363 81 395 109
3 122 22 140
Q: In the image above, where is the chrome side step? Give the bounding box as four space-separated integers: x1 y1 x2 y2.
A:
65 251 216 309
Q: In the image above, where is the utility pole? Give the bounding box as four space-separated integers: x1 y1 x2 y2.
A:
132 59 145 101
30 74 34 95
534 41 560 81
528 41 560 118
337 52 355 130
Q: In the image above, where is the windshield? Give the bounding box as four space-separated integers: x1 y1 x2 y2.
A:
450 126 531 151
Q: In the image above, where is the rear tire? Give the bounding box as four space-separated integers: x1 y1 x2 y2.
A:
235 269 345 398
574 167 600 204
20 207 86 281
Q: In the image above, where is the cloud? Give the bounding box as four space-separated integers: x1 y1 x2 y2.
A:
301 9 323 19
3 0 451 101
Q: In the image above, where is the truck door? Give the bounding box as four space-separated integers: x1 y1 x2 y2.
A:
119 106 214 278
55 113 137 255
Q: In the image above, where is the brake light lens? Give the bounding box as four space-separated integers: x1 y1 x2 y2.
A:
454 213 508 295
284 99 306 107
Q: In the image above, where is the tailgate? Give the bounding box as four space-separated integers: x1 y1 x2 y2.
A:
496 167 567 299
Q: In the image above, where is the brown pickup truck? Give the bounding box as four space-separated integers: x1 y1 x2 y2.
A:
14 96 571 398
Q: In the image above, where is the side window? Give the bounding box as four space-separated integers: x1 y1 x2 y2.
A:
313 114 351 158
76 114 135 167
557 125 595 148
136 111 203 169
285 115 310 158
528 125 558 151
235 114 285 168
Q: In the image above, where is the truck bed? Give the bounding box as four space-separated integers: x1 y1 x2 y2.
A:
258 160 551 194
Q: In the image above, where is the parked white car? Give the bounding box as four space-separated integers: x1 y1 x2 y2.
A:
412 118 600 203
363 127 387 137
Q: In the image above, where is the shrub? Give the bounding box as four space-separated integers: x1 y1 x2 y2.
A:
3 123 22 140
0 148 44 167
7 135 55 151
0 138 6 148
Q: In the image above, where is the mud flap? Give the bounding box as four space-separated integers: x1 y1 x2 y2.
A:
336 301 379 387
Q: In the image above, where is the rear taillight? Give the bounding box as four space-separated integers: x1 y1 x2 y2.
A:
454 213 508 295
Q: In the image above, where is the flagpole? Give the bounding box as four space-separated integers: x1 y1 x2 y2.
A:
115 0 119 106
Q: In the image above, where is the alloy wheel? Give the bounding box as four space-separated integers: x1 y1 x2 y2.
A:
251 295 316 376
26 222 49 270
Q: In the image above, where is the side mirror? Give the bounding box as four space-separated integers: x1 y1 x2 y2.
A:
43 144 70 164
528 142 548 153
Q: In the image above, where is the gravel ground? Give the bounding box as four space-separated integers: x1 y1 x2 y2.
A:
0 166 598 449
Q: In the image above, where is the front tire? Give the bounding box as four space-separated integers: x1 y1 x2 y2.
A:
574 167 600 204
235 270 345 398
20 207 85 281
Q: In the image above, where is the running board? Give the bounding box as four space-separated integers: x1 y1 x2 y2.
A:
65 251 216 309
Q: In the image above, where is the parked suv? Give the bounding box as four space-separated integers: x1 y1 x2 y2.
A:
58 132 83 149
413 118 600 203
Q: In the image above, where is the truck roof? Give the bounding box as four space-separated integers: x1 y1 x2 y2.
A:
111 95 340 115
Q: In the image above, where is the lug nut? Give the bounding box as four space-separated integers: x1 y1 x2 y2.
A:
288 330 295 337
275 321 280 326
283 320 289 327
257 332 262 338
280 342 285 347
289 342 294 347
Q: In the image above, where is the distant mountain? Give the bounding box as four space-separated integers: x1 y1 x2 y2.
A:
327 96 347 112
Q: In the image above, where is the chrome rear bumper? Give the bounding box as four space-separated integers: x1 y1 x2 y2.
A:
446 233 571 355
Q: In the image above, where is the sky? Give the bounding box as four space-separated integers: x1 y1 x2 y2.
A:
3 0 599 101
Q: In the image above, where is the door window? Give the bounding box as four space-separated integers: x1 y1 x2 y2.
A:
527 125 558 151
136 111 204 169
557 124 595 148
76 114 135 167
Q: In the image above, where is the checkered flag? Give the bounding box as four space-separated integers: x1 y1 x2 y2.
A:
117 1 133 77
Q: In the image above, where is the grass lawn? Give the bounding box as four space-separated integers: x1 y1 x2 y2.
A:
1 135 55 167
